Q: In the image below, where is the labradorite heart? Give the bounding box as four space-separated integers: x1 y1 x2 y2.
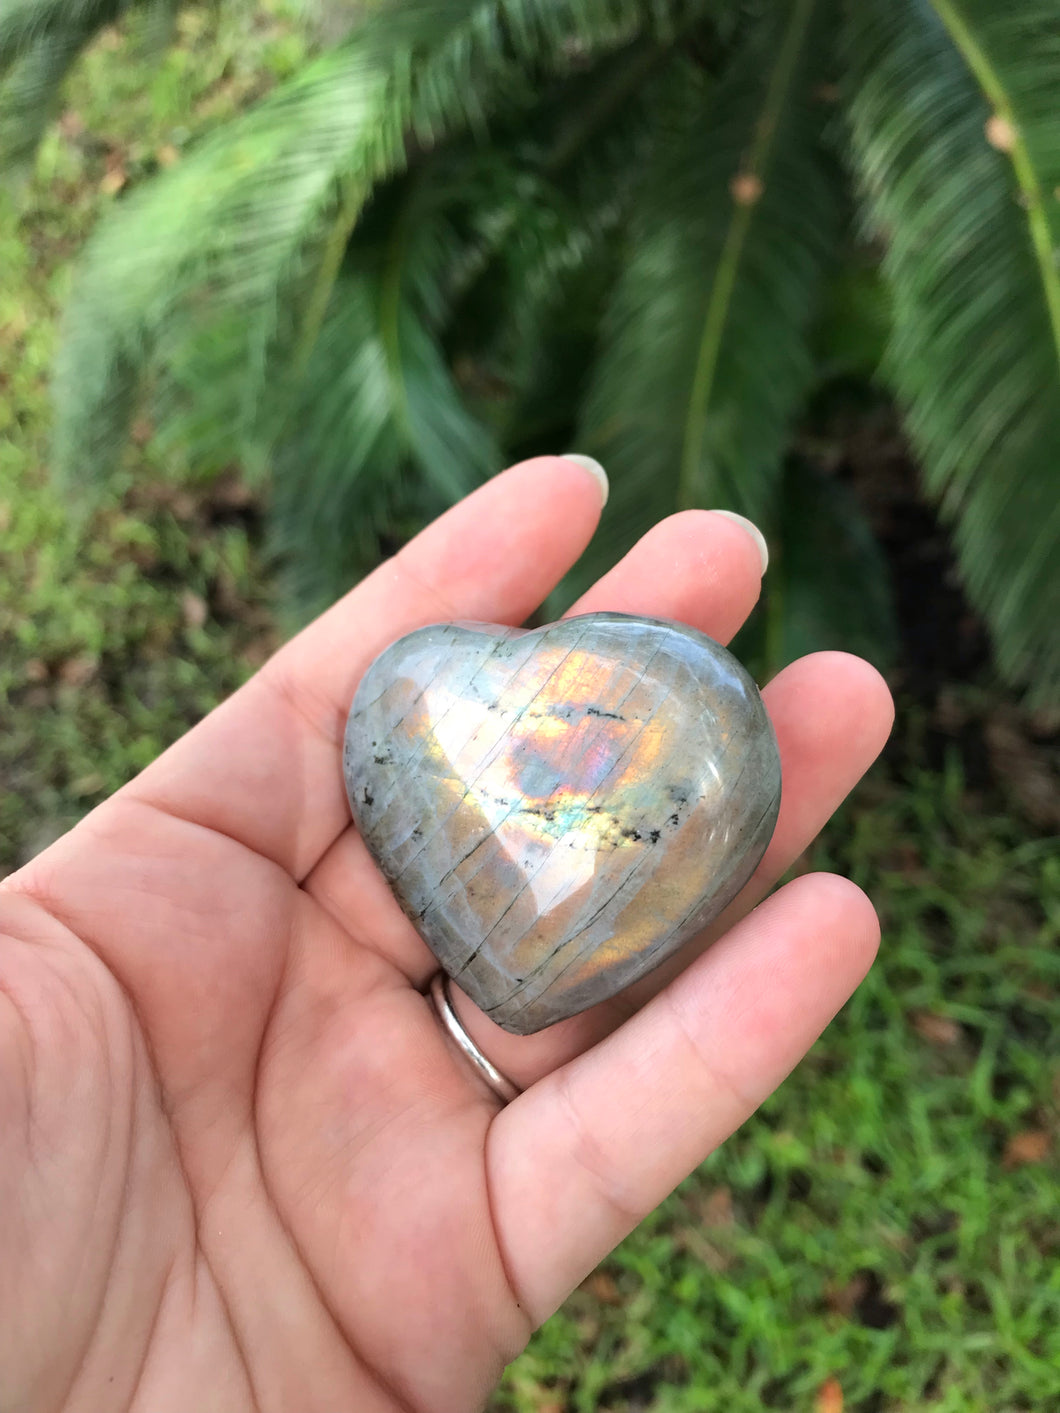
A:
343 613 781 1035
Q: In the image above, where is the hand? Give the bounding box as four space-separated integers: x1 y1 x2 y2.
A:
1 458 893 1413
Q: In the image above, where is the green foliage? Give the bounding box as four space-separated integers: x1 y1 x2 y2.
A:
268 172 500 615
734 458 898 671
573 0 842 581
0 4 288 873
46 0 674 477
844 0 1060 703
2 0 1060 694
3 21 1059 1410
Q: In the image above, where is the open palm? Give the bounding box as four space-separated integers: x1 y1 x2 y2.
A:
1 458 892 1413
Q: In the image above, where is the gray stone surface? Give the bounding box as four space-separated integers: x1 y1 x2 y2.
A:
344 613 782 1034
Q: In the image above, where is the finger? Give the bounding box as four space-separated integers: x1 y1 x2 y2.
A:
732 652 893 908
565 509 765 643
303 508 767 975
487 871 880 1323
616 651 895 1003
85 457 606 881
429 649 891 1085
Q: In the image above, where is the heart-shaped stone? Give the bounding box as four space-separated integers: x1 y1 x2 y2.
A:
344 613 781 1035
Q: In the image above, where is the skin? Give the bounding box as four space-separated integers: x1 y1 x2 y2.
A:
0 457 893 1413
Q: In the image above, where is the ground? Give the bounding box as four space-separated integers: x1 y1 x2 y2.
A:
1 8 1058 1411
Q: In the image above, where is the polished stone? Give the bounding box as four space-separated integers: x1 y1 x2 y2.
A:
344 613 781 1035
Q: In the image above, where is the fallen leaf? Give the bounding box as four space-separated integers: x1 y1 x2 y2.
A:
1 311 29 346
128 544 160 571
1003 1131 1050 1168
574 1312 600 1342
99 167 127 196
703 1185 735 1228
826 1271 869 1318
913 1012 962 1047
71 773 105 796
213 569 245 617
58 655 97 686
985 114 1017 152
816 1377 843 1413
172 492 198 521
181 591 209 629
242 637 279 670
582 1271 622 1306
210 470 256 508
58 110 85 139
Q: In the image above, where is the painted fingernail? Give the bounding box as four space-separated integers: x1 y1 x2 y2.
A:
711 509 769 573
560 453 609 508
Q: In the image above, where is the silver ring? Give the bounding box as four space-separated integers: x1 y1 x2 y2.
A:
429 972 521 1104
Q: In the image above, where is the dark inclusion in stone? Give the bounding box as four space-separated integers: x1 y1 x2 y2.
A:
344 613 782 1035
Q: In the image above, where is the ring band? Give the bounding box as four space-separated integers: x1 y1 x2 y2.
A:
429 972 521 1104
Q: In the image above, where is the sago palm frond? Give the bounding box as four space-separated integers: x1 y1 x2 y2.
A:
268 294 490 621
449 43 672 448
270 51 668 616
571 0 844 593
844 0 1060 702
50 0 693 491
167 30 673 615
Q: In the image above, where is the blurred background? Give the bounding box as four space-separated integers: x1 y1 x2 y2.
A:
1 1 1058 1408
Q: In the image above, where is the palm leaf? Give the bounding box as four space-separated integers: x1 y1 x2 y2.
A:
270 47 673 618
569 0 843 598
268 252 497 619
734 457 897 677
446 42 672 446
51 0 685 492
843 0 1060 702
159 23 690 619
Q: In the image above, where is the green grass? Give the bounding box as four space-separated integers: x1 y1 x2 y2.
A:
3 10 1059 1411
1 1 305 871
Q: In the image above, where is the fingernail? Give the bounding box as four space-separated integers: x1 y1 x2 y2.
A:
711 509 769 573
560 453 609 508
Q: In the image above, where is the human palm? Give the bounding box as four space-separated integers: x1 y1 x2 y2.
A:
1 458 892 1413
